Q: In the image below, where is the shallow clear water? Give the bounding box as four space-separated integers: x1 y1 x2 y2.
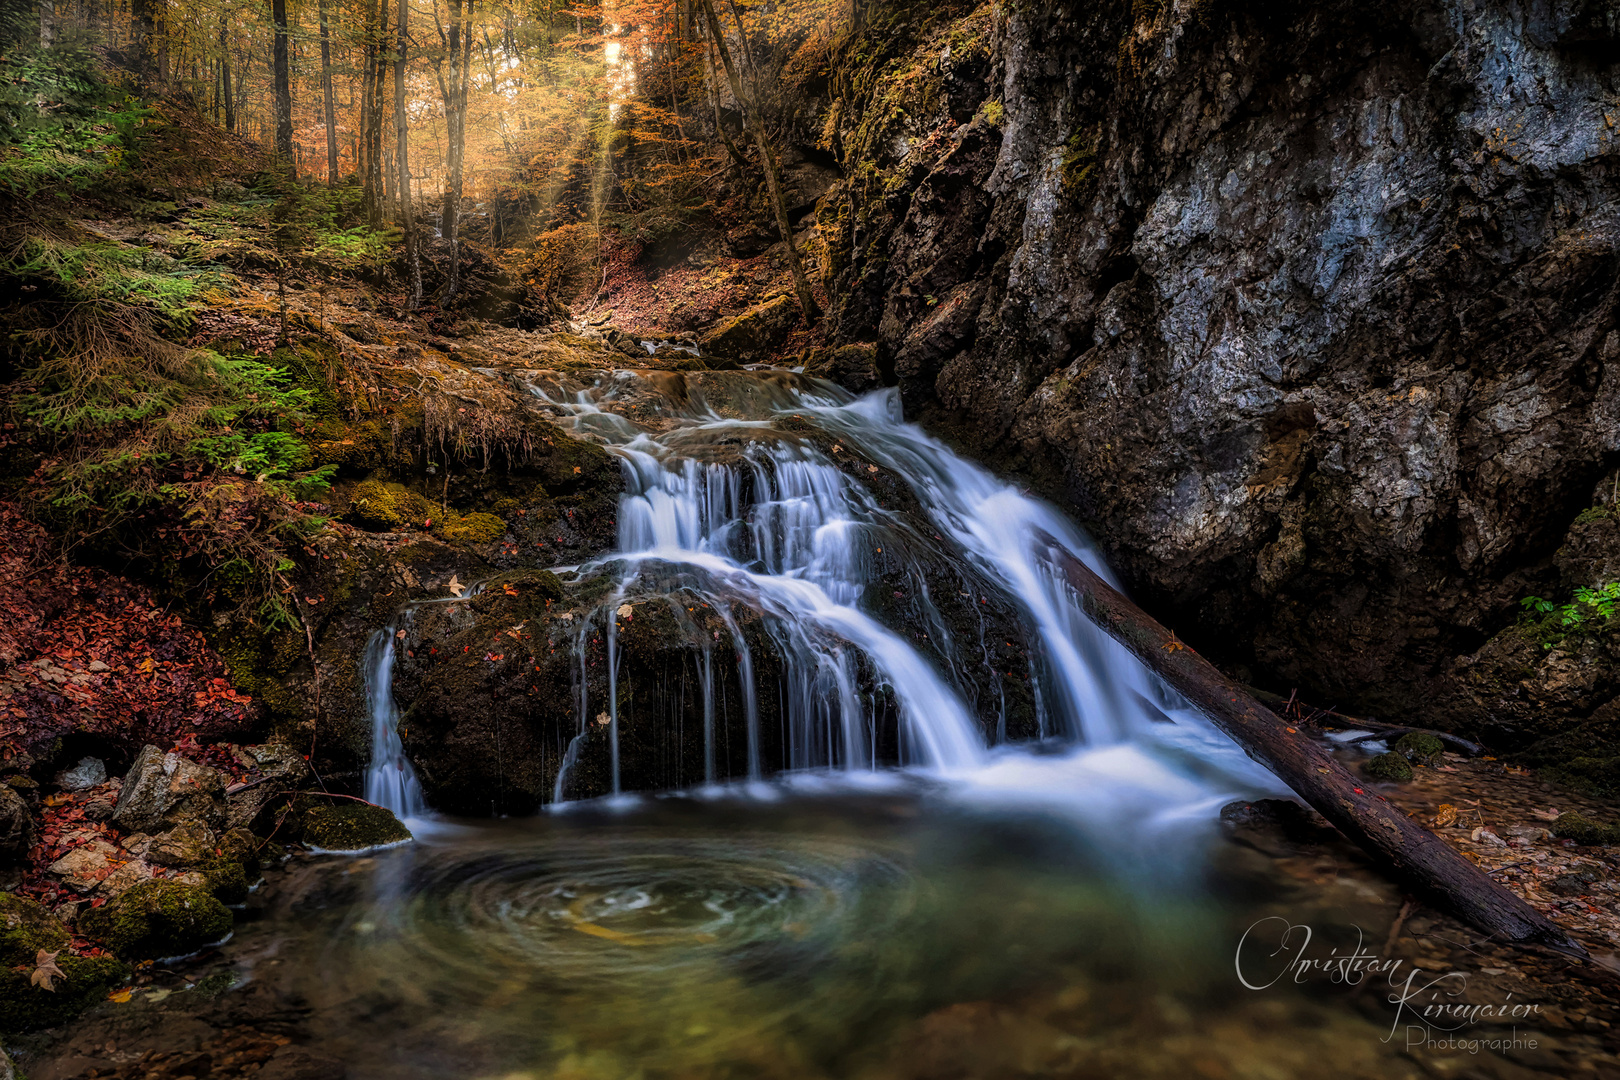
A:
202 781 1450 1080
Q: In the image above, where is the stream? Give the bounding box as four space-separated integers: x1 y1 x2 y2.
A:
20 370 1600 1078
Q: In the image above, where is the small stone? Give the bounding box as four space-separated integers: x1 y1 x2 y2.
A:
0 786 35 863
54 756 107 792
147 820 218 868
47 843 118 892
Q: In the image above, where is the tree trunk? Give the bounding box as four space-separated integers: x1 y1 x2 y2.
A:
219 15 235 131
1050 549 1585 953
434 0 475 306
395 0 422 309
40 0 55 47
318 0 340 184
131 0 156 76
698 0 816 322
271 0 293 160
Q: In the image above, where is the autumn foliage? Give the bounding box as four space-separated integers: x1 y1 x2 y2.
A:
0 501 257 766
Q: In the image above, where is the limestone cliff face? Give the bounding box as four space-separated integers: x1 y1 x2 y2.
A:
813 0 1620 735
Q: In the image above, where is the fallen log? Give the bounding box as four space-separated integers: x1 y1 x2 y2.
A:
1051 549 1584 954
1243 687 1487 757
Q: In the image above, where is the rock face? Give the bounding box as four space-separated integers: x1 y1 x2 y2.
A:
0 786 34 862
810 0 1620 729
112 746 228 834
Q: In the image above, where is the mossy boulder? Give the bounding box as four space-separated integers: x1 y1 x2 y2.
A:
0 952 128 1033
1552 810 1620 845
1393 732 1445 765
699 294 799 363
436 511 507 545
347 479 436 531
77 880 233 960
0 892 69 966
1362 752 1414 782
299 799 411 851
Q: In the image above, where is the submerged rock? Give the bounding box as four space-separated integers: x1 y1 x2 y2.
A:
78 879 232 960
112 746 227 834
1362 753 1414 783
1393 732 1445 765
1552 810 1620 846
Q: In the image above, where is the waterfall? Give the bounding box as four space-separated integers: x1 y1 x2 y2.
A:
523 372 1258 789
366 369 1280 816
362 626 426 820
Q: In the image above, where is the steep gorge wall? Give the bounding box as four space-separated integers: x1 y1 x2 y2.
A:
806 0 1620 746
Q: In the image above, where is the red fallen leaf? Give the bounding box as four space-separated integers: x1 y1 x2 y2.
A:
1353 787 1364 795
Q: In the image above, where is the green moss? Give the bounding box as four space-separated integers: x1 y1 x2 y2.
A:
1552 811 1620 845
0 892 70 967
299 800 411 851
1574 505 1614 526
1362 752 1414 782
1394 732 1445 765
202 858 251 905
436 511 506 545
77 881 233 960
0 953 129 1033
979 100 1004 127
347 479 436 531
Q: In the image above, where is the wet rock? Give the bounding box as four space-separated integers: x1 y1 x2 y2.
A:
0 785 35 862
298 800 410 851
1362 753 1414 783
1219 798 1339 856
112 745 228 834
54 755 107 791
257 1045 348 1080
700 294 799 363
78 879 232 960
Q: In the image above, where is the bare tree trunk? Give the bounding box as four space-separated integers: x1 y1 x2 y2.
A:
395 0 422 309
271 0 293 160
131 0 156 76
433 0 474 306
217 14 235 130
698 0 817 322
319 0 340 183
1051 549 1585 953
707 39 749 175
40 0 55 46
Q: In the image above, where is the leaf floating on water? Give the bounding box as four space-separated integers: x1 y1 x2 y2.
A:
1432 803 1459 828
446 574 463 595
107 987 135 1003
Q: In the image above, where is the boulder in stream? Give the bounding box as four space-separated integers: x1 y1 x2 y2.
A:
296 798 411 851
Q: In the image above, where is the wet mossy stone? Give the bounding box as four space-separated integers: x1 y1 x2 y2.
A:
1394 732 1445 765
1362 752 1414 782
0 892 69 966
77 880 233 960
0 953 128 1033
1552 811 1620 845
299 799 411 851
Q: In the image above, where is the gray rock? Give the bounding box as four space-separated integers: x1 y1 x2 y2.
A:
112 745 227 834
700 295 800 362
55 756 107 791
0 785 36 863
147 820 218 868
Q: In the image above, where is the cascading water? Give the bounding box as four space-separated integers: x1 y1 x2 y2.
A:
521 369 1280 816
362 624 427 821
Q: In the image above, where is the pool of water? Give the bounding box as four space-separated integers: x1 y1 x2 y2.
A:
22 763 1615 1080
